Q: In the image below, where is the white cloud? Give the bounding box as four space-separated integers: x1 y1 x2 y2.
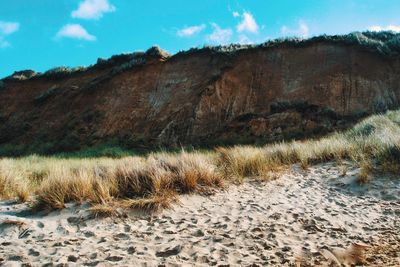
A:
236 12 259 34
56 24 96 41
298 21 309 36
369 25 400 32
72 0 116 20
232 11 240 18
0 21 19 35
207 23 233 45
0 21 19 48
281 20 309 37
177 24 206 37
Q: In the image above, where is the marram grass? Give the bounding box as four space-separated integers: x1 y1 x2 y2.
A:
0 110 399 212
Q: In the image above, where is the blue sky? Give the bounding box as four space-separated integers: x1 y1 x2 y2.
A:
1 0 400 78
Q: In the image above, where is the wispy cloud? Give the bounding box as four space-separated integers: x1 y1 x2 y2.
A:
232 11 240 18
177 24 206 37
281 20 309 37
368 25 400 32
207 23 233 45
72 0 116 20
56 24 96 41
0 21 19 35
0 37 10 48
236 12 259 34
0 21 19 48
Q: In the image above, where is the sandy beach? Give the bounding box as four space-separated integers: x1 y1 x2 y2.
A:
1 162 399 266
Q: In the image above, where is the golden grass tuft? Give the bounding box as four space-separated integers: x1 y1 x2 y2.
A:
339 164 348 177
357 160 373 184
0 164 30 202
37 168 94 209
17 189 30 203
216 146 272 182
114 152 223 198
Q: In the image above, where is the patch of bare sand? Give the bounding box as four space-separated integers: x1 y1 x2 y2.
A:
0 162 399 266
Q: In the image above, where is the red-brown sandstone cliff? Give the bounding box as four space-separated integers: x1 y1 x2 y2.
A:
1 33 400 153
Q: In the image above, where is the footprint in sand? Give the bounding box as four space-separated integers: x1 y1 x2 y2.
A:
113 233 130 240
127 246 136 254
124 224 131 232
192 229 205 237
106 255 124 262
155 244 183 257
36 221 45 228
28 248 40 257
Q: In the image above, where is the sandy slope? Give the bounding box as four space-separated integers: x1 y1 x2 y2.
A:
1 162 399 266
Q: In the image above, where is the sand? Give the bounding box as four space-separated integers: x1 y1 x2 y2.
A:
1 162 399 266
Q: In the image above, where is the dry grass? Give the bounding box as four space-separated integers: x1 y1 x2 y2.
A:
121 191 179 212
216 146 269 182
339 164 348 177
0 152 222 211
0 164 30 202
357 160 373 184
0 110 399 213
218 110 400 182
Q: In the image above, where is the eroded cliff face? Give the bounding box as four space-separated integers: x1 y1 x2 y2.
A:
1 41 400 152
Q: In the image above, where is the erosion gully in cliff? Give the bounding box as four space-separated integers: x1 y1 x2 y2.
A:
1 31 400 154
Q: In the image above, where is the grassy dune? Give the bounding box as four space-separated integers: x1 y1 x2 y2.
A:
0 110 399 212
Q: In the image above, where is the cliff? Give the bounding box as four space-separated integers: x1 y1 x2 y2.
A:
1 31 400 153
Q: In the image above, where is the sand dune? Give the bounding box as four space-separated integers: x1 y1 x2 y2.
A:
1 162 399 266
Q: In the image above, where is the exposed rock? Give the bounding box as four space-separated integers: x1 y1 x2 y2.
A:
4 70 37 80
145 46 171 59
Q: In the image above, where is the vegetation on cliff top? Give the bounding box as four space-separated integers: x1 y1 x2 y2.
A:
0 110 399 212
177 31 400 56
3 31 400 81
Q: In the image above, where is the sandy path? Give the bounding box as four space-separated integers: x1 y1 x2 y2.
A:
1 162 399 266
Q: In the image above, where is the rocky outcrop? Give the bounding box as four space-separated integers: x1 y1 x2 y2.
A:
1 32 400 153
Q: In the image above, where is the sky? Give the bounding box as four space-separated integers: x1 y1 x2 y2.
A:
1 0 400 78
